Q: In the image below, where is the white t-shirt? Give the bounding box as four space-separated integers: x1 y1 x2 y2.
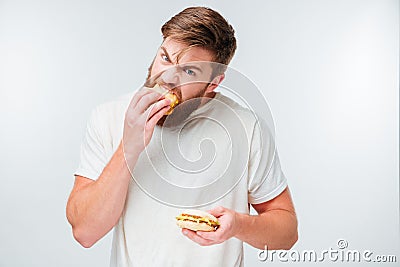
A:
75 92 287 267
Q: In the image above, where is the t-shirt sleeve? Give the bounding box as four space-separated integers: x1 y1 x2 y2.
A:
74 107 109 180
247 118 287 204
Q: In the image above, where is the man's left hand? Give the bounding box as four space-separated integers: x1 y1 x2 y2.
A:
181 206 242 246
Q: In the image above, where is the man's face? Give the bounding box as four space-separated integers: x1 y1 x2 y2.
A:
147 38 219 126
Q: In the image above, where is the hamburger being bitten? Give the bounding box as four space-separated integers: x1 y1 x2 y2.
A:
152 84 179 115
176 209 220 232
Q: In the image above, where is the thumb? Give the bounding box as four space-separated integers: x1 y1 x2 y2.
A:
207 206 225 218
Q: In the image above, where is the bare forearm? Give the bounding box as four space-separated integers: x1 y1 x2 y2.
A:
235 210 298 250
67 143 137 247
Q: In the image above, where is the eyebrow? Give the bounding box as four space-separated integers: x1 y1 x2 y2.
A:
160 46 173 63
160 46 171 60
160 46 205 74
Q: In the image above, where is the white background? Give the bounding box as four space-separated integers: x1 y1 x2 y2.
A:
0 0 398 266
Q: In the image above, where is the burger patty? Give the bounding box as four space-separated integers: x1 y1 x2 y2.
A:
176 214 219 228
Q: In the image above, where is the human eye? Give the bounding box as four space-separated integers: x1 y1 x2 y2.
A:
161 53 170 62
184 68 196 76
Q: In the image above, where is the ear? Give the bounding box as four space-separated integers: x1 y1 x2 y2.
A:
205 74 225 93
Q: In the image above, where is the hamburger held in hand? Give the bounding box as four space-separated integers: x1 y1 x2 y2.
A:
152 84 179 115
176 209 220 232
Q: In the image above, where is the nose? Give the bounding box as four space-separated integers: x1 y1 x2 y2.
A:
159 66 180 90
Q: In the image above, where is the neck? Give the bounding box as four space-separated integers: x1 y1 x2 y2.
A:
199 91 216 106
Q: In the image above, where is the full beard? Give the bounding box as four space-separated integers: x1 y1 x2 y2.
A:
156 86 207 128
145 59 209 128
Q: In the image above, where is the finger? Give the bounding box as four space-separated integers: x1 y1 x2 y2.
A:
136 91 163 113
129 88 155 110
182 229 214 246
145 105 170 131
147 98 171 120
207 206 225 217
196 230 219 241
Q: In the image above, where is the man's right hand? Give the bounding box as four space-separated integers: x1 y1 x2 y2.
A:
66 87 172 247
122 87 171 163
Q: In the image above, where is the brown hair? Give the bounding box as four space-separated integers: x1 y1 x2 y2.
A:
161 7 237 68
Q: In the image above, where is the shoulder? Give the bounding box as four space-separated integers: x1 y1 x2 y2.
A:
87 92 133 135
214 93 259 126
216 93 275 145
